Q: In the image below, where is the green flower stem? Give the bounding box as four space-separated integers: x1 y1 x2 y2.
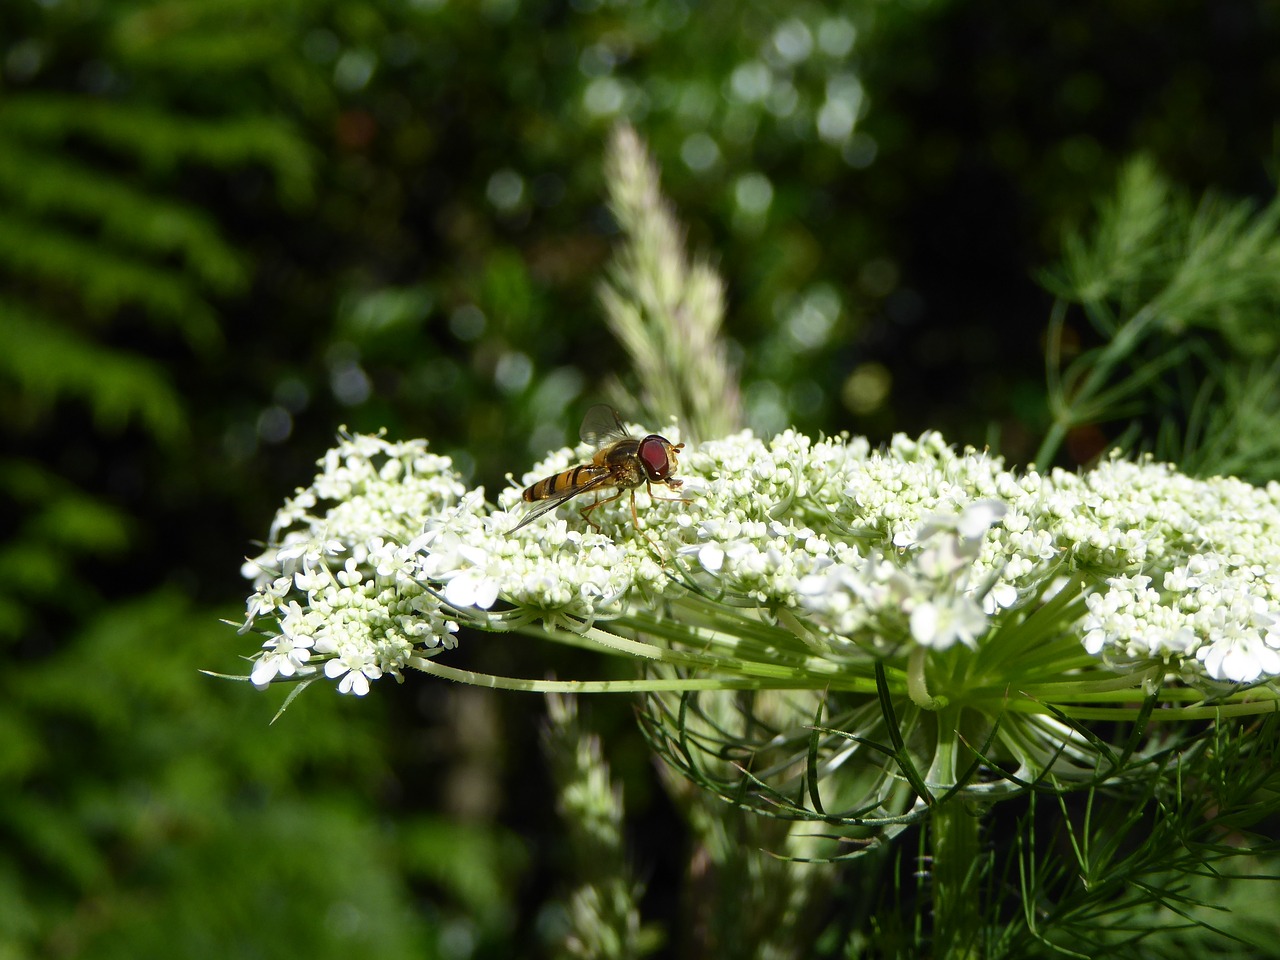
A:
930 791 983 959
578 621 849 683
1015 665 1164 697
606 613 884 690
495 616 1280 720
408 655 807 693
1058 699 1280 722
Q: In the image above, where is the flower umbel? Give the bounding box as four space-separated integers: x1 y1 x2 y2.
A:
240 431 467 695
236 422 1280 813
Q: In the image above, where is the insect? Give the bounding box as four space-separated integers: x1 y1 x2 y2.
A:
513 404 687 533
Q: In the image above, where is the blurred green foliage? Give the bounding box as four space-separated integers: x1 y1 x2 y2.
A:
3 593 422 957
3 0 1280 954
1041 156 1280 479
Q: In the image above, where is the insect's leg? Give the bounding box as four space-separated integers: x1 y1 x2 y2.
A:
580 489 622 531
630 487 672 557
646 481 692 505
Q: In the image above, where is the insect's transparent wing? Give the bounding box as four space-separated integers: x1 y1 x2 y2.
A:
579 404 630 447
511 470 614 531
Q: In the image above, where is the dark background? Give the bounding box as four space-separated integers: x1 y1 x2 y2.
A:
2 0 1278 955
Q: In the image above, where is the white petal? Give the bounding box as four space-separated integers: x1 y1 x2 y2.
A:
472 577 500 610
910 603 939 646
339 671 370 695
250 657 280 687
443 573 478 608
699 543 726 572
1083 628 1107 655
958 500 1007 539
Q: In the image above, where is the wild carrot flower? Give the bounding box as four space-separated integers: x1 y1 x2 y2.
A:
237 423 1280 805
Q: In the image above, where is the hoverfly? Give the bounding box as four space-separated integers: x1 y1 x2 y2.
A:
513 404 687 533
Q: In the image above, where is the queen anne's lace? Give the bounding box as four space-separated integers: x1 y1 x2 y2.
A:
241 425 1280 694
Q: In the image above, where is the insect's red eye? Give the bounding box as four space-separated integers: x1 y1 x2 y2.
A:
638 435 672 480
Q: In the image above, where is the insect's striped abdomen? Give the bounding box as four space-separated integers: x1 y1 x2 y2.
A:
522 464 610 502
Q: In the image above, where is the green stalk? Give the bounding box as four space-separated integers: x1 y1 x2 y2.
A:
1036 300 1162 466
930 787 983 959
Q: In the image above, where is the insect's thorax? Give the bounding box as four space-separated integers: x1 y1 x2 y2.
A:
596 439 646 488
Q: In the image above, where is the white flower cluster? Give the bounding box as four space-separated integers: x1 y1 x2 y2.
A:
670 430 1280 683
242 429 661 695
241 432 470 695
1075 465 1280 682
668 431 1024 654
240 423 1280 695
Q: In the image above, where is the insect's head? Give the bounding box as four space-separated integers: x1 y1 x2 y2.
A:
637 435 683 483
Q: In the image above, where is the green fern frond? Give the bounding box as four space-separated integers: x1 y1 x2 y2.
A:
0 10 317 427
0 300 187 440
0 215 223 349
0 458 133 641
0 136 247 292
113 2 294 73
0 96 314 206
